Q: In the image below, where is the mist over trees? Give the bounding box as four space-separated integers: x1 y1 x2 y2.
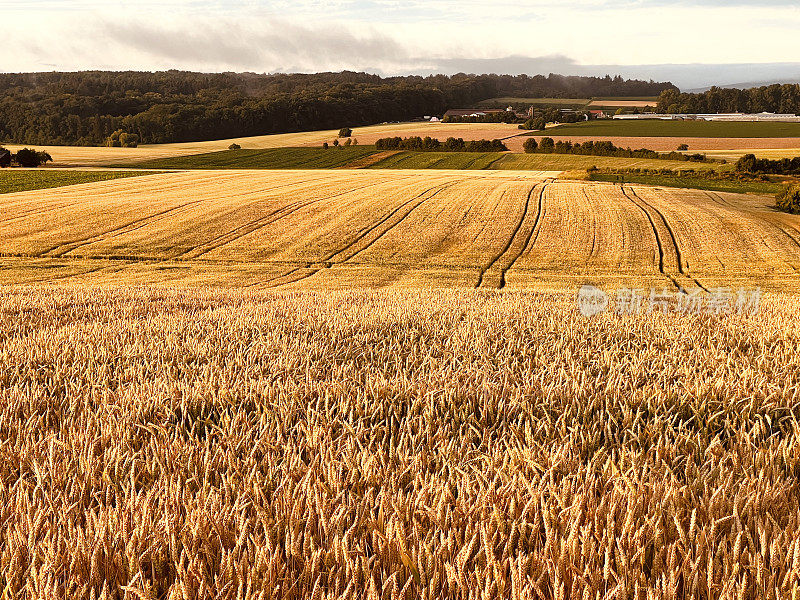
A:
657 84 800 114
0 71 675 146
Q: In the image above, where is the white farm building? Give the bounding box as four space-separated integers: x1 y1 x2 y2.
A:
614 112 800 122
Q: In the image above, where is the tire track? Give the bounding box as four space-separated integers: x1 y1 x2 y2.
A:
621 186 708 292
621 185 683 291
498 181 550 289
265 179 459 288
38 199 210 258
175 177 398 260
31 172 343 259
475 180 549 289
628 187 710 292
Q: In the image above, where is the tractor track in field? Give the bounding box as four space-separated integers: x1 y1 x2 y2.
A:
621 185 682 291
32 173 346 259
475 180 550 289
174 178 395 260
498 182 549 289
625 185 709 292
264 180 460 288
37 198 210 258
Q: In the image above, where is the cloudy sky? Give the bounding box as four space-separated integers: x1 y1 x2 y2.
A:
3 1 800 87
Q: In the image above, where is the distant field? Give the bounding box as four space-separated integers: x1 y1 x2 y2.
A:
494 153 722 172
589 172 784 195
366 151 507 170
477 97 657 108
0 170 153 194
543 120 800 138
478 97 589 107
132 147 379 170
591 96 660 102
4 123 529 166
133 147 721 172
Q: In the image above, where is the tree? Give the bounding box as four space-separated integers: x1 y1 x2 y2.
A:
523 138 538 153
677 143 689 151
322 142 329 149
343 138 352 147
538 137 555 153
0 147 10 168
228 143 241 150
333 139 339 147
338 127 352 137
351 138 358 146
735 154 758 173
777 184 800 214
13 148 52 167
105 129 138 148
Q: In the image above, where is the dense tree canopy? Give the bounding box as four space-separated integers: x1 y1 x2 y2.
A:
0 71 675 146
736 153 800 175
656 84 800 114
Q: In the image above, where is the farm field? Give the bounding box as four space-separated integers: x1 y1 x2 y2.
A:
527 133 800 154
543 119 800 138
0 170 154 193
131 147 381 170
369 151 710 172
477 97 658 108
3 123 528 167
2 285 800 598
133 147 721 172
2 169 800 291
589 171 784 195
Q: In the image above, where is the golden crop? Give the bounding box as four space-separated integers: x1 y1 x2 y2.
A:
2 172 799 293
1 285 799 599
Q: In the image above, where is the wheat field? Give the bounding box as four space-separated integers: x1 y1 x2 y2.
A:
1 286 799 599
2 123 528 167
2 170 800 291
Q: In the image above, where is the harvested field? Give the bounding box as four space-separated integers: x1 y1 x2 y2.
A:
2 169 800 291
1 285 800 599
543 120 800 138
527 134 800 153
0 169 154 194
134 148 719 172
4 123 527 167
588 99 657 107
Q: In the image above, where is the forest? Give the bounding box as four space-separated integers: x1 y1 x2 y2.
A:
0 71 674 145
656 84 800 114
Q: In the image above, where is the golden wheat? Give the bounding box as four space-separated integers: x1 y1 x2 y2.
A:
2 173 800 292
0 285 798 599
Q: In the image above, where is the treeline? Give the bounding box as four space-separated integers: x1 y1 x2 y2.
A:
0 71 675 146
523 138 707 162
736 153 800 175
375 137 508 152
657 84 800 114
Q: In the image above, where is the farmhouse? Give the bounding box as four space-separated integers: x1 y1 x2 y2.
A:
443 108 506 118
0 149 11 168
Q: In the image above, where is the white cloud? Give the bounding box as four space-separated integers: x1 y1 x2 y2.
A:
0 1 799 74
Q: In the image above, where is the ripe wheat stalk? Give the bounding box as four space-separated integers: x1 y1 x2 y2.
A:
0 285 798 599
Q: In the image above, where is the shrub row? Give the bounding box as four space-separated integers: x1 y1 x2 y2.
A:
736 153 800 175
375 137 508 152
523 137 707 162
